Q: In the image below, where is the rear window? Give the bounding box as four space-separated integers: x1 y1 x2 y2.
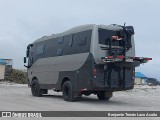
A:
99 28 132 50
98 28 118 45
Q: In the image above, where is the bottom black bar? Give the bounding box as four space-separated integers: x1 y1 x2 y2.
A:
0 111 159 117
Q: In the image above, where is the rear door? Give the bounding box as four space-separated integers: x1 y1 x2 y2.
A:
98 27 135 90
96 65 134 90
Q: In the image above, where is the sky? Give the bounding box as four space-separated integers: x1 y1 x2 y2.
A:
0 0 159 80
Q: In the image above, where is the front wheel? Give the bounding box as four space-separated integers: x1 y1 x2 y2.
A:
62 81 75 101
31 79 42 97
97 92 110 101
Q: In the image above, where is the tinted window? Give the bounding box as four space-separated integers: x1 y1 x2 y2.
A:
72 30 92 53
63 35 73 47
57 37 64 44
62 34 73 55
32 42 45 63
79 37 87 46
44 38 57 57
28 52 33 67
68 35 73 47
98 28 124 46
99 29 121 45
32 30 92 64
31 30 92 65
36 44 44 55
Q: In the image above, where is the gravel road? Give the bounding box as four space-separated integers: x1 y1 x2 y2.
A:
0 82 160 120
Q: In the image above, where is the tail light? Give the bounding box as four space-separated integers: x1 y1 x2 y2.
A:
106 56 113 59
93 68 97 78
117 55 124 59
144 58 152 60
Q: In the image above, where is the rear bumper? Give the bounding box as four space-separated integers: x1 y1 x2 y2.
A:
90 80 134 91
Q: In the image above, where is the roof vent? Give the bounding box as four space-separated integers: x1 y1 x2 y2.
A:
109 24 121 27
41 36 47 38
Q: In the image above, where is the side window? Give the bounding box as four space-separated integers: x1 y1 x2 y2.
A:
69 35 73 47
44 38 57 58
57 36 64 56
72 30 92 53
57 37 64 44
79 36 87 46
36 44 44 55
63 35 73 47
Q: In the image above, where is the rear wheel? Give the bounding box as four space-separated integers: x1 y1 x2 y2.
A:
97 92 110 101
31 79 42 97
62 81 75 101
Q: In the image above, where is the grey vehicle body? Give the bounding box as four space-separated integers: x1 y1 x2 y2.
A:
24 24 150 101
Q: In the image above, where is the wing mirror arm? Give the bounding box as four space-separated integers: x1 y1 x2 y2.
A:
24 57 30 68
24 65 29 68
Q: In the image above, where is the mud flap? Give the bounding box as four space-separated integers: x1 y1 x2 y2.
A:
123 67 134 90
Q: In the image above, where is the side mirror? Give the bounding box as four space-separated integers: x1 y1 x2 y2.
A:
24 57 27 63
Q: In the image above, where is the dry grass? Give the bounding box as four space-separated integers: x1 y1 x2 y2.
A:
5 68 27 84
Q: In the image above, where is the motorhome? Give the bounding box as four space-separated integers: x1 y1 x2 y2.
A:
24 24 151 101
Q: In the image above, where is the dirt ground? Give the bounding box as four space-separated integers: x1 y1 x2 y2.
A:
0 82 160 120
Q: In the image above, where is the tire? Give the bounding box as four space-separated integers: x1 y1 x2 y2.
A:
62 81 75 101
31 79 42 97
97 92 110 101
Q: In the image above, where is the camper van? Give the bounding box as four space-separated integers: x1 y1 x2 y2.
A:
24 24 151 101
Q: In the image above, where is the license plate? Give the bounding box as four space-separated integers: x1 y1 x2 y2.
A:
126 58 133 62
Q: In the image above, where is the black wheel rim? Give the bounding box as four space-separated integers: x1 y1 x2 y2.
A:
32 84 37 93
64 86 70 97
